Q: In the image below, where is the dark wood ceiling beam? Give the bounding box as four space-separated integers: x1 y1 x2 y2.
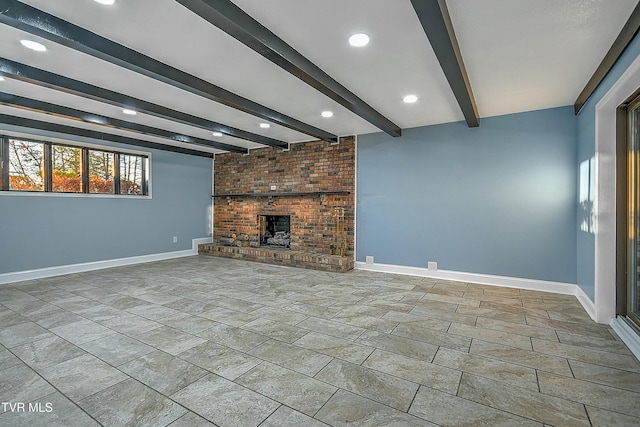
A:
410 0 479 127
0 0 336 142
175 0 402 137
574 2 640 114
0 92 247 153
0 58 287 149
0 113 213 158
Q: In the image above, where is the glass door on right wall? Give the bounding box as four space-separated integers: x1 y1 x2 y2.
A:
625 95 640 331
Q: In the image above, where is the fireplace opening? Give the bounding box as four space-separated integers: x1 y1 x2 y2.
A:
259 215 291 248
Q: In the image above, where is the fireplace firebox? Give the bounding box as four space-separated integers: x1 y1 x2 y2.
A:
259 215 291 248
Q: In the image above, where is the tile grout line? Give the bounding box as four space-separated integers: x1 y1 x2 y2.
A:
3 344 109 427
3 256 637 426
455 373 548 425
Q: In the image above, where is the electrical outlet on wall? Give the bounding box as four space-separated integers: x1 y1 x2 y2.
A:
173 236 178 243
428 261 438 271
366 256 374 264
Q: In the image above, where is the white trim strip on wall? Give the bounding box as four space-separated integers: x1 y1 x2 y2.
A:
0 237 212 285
355 261 596 321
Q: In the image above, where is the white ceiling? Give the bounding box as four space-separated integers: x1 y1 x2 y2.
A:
447 0 639 118
0 0 637 154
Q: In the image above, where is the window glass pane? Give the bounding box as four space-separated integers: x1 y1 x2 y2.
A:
52 144 82 193
8 139 44 191
120 154 144 195
2 137 150 196
89 149 114 193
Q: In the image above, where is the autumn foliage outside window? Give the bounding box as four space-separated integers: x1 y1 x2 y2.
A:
7 140 44 191
88 149 114 194
1 137 148 195
52 144 82 193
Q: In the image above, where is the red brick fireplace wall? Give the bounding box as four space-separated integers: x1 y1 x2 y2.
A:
213 136 355 259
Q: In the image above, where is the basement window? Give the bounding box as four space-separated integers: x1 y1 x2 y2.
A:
88 149 115 194
119 153 145 195
0 136 149 196
6 139 44 191
52 144 82 193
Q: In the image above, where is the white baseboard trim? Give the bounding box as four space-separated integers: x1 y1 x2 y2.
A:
611 317 640 361
354 261 598 322
575 286 597 321
0 237 213 285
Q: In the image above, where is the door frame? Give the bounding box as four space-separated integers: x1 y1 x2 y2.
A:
595 53 640 323
617 92 640 329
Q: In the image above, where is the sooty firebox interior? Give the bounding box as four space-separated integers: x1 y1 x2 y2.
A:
259 215 291 248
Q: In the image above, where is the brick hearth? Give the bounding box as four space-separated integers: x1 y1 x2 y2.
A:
200 136 355 272
198 244 354 272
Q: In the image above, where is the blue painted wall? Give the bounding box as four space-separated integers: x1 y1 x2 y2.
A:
357 106 578 284
575 33 640 300
0 131 212 274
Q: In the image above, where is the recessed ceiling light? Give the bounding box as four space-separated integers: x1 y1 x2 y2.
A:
321 111 334 118
122 108 137 115
20 39 47 52
403 94 418 104
94 0 115 5
259 123 270 129
212 132 223 137
348 33 370 47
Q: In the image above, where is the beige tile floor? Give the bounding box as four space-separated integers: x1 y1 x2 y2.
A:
1 256 639 426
